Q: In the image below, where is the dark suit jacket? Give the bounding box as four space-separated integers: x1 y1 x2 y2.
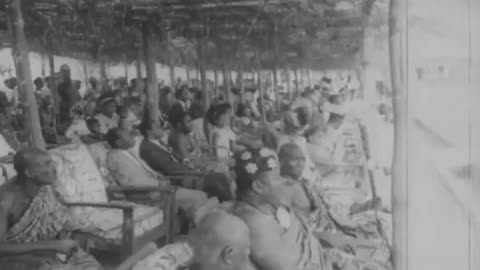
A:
139 138 192 175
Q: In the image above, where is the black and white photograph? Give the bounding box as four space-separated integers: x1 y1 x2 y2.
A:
0 0 477 269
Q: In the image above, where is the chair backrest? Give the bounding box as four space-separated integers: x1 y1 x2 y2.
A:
85 141 115 187
50 144 108 203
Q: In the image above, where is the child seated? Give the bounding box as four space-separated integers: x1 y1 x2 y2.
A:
80 118 105 144
65 103 90 141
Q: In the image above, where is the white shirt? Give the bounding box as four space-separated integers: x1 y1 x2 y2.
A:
65 119 90 139
191 118 207 143
212 126 236 159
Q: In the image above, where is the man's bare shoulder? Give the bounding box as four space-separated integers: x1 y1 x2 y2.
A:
0 180 20 210
232 204 280 235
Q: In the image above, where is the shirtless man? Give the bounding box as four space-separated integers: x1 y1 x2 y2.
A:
0 148 102 270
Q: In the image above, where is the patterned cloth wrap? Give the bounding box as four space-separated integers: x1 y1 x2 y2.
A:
132 242 194 270
302 180 392 269
0 185 102 270
49 144 163 241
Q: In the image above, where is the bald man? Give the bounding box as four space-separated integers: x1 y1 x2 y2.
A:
0 148 102 270
133 210 255 270
189 210 255 270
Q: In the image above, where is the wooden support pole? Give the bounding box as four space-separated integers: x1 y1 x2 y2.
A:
142 21 160 125
40 54 46 77
223 64 231 104
389 0 408 268
214 67 218 98
198 39 209 109
272 67 279 111
286 69 292 99
272 19 280 111
186 65 190 82
167 32 175 89
294 69 299 93
169 62 175 89
48 50 58 115
307 69 313 87
7 0 45 149
100 59 108 91
239 68 245 104
83 61 89 90
47 45 60 136
124 59 128 82
195 61 200 83
258 70 266 123
135 40 143 94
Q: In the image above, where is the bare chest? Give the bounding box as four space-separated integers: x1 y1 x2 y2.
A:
7 194 31 229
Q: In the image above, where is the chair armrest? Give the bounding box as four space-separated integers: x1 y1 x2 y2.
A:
316 162 365 168
166 171 203 177
106 186 176 194
106 186 176 207
64 201 136 210
65 201 136 254
167 174 204 190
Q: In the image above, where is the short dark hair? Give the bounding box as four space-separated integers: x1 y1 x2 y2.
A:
212 103 231 125
33 77 43 86
189 103 204 120
327 112 345 124
328 94 341 104
175 87 187 100
14 148 46 176
236 103 249 117
105 127 122 148
138 118 153 137
170 111 190 129
86 117 99 132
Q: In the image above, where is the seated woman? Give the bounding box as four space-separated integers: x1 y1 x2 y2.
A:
209 103 261 162
234 103 255 131
95 95 119 134
0 148 102 270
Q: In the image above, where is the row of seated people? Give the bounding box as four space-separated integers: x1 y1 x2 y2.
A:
0 113 236 270
0 144 390 270
131 145 392 270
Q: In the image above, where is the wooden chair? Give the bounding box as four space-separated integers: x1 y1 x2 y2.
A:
66 186 176 258
49 144 177 260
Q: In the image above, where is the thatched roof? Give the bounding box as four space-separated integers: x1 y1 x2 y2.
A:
0 0 387 70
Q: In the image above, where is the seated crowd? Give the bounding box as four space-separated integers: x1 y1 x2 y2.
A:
0 68 393 270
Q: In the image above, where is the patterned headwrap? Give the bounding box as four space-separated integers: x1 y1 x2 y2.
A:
233 147 278 178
